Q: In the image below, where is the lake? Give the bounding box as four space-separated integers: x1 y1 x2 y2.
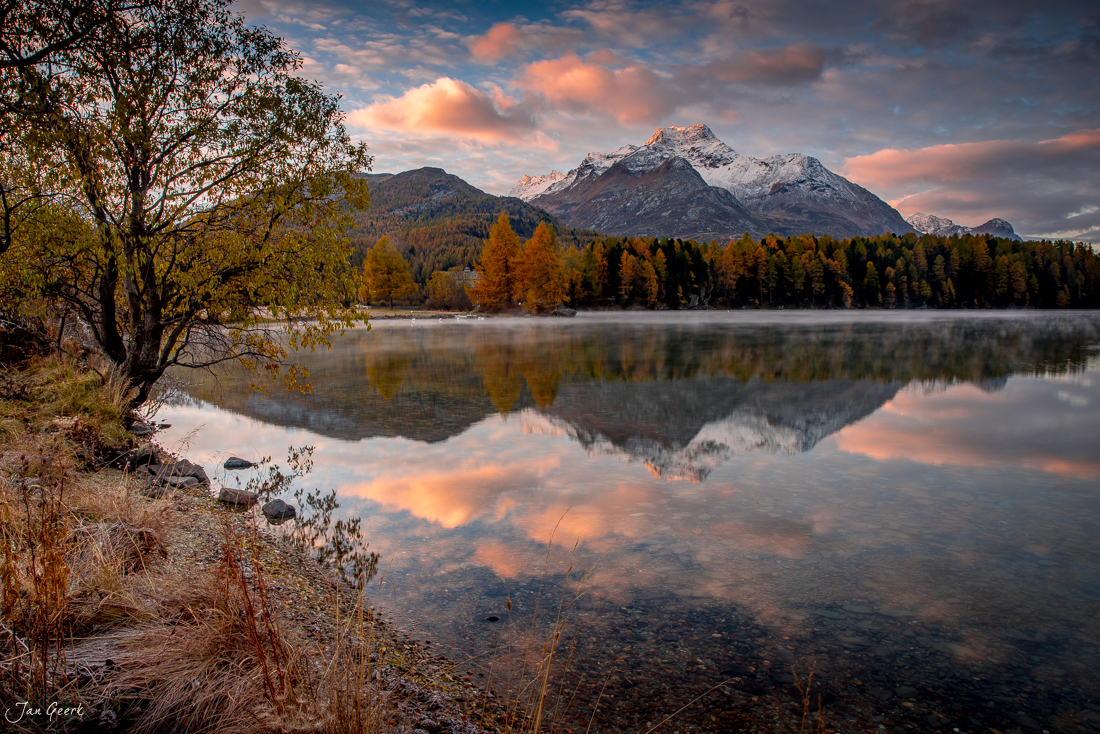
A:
158 311 1100 733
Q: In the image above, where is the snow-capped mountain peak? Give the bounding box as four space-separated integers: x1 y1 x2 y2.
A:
907 212 1021 240
512 124 916 239
906 212 965 236
508 171 566 200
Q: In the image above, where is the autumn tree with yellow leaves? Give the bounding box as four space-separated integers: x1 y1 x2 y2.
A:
0 0 371 405
472 211 522 310
514 222 565 313
360 236 417 307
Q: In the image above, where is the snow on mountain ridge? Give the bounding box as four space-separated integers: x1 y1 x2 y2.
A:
907 212 1021 240
516 124 881 209
508 171 565 200
906 212 966 237
519 408 801 483
514 124 916 238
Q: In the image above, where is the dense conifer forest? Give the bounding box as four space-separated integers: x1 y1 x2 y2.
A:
523 230 1100 310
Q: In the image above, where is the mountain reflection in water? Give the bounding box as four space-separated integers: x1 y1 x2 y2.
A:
178 312 1096 481
162 312 1100 733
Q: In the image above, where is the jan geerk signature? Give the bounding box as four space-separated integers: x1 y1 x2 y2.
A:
5 700 85 725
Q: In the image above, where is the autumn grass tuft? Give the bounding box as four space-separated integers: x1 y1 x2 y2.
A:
0 354 131 455
0 356 457 733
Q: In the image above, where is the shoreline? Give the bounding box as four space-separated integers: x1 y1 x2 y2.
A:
0 354 503 733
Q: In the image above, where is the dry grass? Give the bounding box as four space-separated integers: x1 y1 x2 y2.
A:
99 516 397 734
0 428 178 719
792 662 828 734
0 356 404 733
0 354 131 456
101 519 308 734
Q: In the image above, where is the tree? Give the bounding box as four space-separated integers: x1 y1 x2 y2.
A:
424 269 473 311
514 222 564 312
361 236 416 307
473 211 521 309
0 1 162 255
0 0 370 404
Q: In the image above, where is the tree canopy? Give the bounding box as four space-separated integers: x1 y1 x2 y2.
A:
555 232 1100 310
471 212 521 310
515 222 565 313
361 236 416 307
0 0 370 403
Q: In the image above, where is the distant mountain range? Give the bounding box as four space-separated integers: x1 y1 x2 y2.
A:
510 124 918 240
347 132 1023 279
905 212 1021 241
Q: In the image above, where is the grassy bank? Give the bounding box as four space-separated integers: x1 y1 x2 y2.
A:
0 355 500 733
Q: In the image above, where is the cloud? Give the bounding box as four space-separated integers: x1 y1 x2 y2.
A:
347 78 540 144
835 382 1100 479
874 2 977 47
842 129 1100 240
511 41 824 128
841 129 1100 187
467 22 526 61
518 53 679 124
697 42 825 84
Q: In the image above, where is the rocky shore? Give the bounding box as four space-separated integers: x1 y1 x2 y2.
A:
2 415 503 732
129 437 502 732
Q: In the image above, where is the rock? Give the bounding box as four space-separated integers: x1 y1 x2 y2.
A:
867 687 893 702
134 463 163 477
551 306 577 317
122 445 159 471
165 475 198 488
218 486 258 506
811 608 846 619
141 484 171 499
130 423 155 436
261 499 296 522
170 459 209 485
224 456 254 470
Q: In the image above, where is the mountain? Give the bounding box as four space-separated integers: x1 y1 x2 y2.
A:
509 155 766 242
513 124 916 239
906 212 1022 241
347 167 602 282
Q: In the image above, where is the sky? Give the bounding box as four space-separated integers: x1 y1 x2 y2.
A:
235 0 1100 242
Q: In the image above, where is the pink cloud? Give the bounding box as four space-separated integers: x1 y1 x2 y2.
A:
467 21 526 61
518 53 677 124
834 385 1100 480
347 77 539 144
841 129 1100 239
841 129 1100 190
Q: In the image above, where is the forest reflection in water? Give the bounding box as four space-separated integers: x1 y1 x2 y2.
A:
161 312 1100 733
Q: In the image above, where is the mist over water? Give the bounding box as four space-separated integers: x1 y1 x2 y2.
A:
160 311 1100 732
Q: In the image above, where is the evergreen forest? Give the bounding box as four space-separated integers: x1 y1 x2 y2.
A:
533 231 1100 310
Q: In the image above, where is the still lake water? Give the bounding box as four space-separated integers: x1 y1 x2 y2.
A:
159 312 1100 733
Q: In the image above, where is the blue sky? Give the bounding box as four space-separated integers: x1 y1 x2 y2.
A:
236 0 1100 241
